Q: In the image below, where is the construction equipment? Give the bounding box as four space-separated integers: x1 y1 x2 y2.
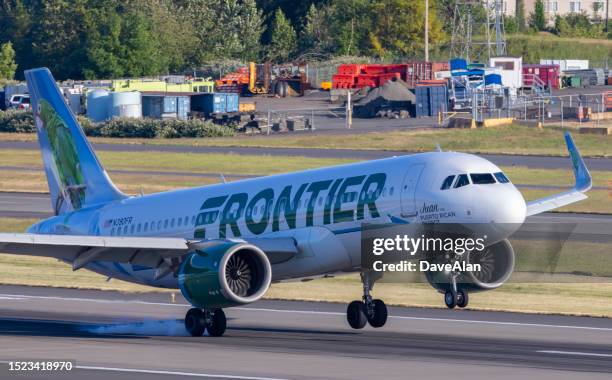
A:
216 62 271 95
272 64 308 97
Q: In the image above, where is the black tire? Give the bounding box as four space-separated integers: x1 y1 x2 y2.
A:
444 291 457 309
206 308 227 337
346 300 367 329
457 290 469 308
367 299 388 328
185 308 206 337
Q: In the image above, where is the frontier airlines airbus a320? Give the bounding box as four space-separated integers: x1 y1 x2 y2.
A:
0 68 592 336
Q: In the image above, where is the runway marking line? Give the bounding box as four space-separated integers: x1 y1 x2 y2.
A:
0 362 290 380
2 292 611 332
537 350 612 358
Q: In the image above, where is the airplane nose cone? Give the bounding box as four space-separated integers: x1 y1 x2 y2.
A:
487 187 526 238
490 188 527 224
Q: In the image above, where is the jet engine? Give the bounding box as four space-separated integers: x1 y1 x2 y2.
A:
178 242 272 309
425 239 515 292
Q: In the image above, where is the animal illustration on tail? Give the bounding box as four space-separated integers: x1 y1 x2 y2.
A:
35 99 86 210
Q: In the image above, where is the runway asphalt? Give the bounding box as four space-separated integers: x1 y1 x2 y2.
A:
0 285 610 380
2 140 612 170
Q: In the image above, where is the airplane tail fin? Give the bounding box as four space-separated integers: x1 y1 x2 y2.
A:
25 68 125 215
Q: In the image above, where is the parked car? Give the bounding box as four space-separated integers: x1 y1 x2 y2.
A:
9 94 30 110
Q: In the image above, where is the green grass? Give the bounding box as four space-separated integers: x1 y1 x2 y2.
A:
3 124 612 156
507 33 612 65
0 149 354 176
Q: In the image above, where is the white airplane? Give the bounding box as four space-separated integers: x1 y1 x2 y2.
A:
0 68 592 336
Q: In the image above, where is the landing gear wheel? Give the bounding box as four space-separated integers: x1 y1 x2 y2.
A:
367 299 388 328
206 308 227 337
457 290 469 308
347 300 367 329
185 308 206 336
444 291 457 309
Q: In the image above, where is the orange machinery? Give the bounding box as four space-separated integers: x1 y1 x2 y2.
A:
216 62 270 95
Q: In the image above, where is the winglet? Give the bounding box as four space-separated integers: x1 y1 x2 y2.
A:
525 132 592 216
564 131 591 192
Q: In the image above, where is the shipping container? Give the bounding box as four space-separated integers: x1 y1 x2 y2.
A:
522 64 560 90
404 62 449 88
142 92 192 120
415 84 448 118
177 97 191 120
415 86 430 118
191 93 239 116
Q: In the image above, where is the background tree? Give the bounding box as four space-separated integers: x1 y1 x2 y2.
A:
266 8 296 62
327 0 371 56
0 41 17 79
530 0 546 31
181 0 263 63
299 3 332 56
368 0 444 59
504 15 519 34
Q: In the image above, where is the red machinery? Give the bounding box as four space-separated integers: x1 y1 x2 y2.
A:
332 62 450 89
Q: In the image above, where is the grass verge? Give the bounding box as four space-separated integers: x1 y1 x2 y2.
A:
2 124 612 156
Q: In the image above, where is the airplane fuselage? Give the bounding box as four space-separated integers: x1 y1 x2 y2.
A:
28 151 527 288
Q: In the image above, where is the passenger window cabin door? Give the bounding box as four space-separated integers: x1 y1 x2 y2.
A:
400 163 425 217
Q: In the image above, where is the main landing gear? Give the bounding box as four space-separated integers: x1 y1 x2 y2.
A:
443 270 469 309
185 308 227 337
346 271 388 329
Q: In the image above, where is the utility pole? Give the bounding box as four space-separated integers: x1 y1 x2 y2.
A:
425 0 429 61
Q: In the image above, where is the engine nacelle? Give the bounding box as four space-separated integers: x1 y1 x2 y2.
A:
426 239 515 292
178 242 272 309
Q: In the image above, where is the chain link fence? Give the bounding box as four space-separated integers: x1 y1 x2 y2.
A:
243 107 347 134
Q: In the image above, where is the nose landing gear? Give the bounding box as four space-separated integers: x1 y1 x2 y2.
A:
185 308 227 337
346 271 388 329
443 270 469 309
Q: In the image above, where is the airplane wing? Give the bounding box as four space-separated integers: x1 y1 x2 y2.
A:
525 132 592 217
0 233 298 279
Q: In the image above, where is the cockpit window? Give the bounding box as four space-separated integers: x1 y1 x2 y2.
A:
494 172 510 183
470 173 496 184
454 174 470 188
440 175 455 190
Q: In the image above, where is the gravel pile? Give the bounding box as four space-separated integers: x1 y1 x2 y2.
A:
353 78 415 118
